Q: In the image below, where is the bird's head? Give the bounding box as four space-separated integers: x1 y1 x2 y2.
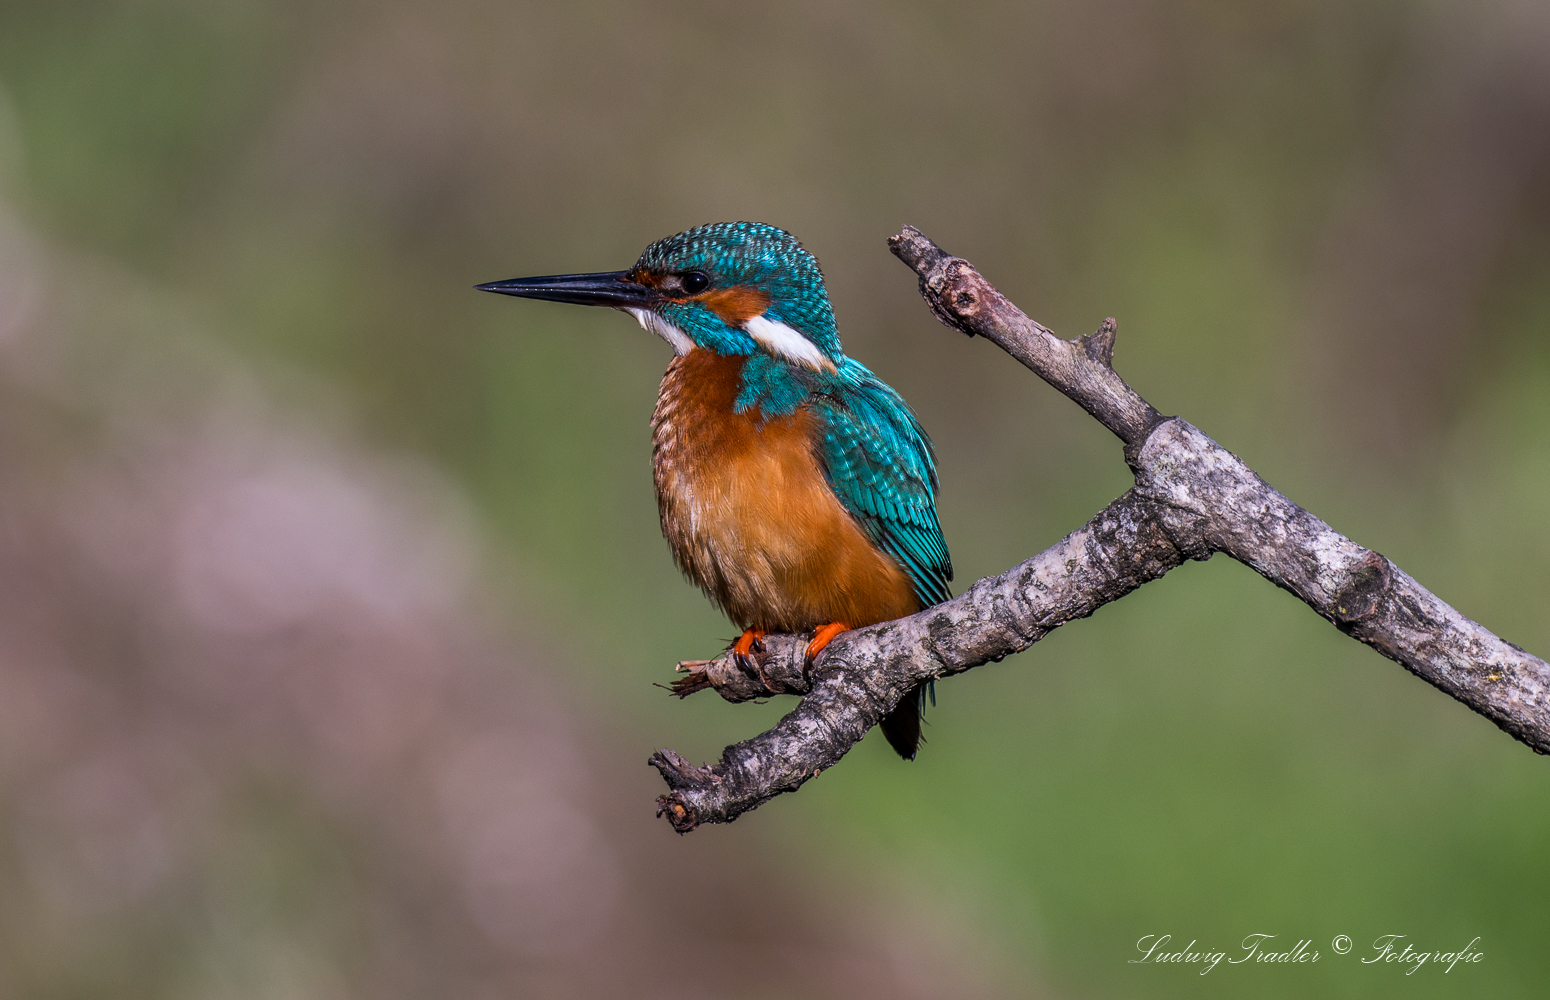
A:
478 222 842 372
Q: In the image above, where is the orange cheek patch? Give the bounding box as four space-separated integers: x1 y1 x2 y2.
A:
699 285 772 325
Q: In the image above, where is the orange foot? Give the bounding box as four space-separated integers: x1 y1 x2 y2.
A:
804 622 851 671
731 628 767 673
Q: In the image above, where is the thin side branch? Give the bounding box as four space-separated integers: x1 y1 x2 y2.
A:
649 226 1550 833
888 228 1162 453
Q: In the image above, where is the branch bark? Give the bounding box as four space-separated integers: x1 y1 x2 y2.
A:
649 226 1550 833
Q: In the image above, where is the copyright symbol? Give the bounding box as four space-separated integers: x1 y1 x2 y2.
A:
1332 935 1352 955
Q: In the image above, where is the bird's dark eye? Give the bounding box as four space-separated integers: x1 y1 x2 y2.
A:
680 270 710 295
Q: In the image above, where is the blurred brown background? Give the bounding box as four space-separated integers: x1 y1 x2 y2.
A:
0 1 1547 997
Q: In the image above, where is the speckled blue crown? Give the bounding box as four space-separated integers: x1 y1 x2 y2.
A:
636 222 841 356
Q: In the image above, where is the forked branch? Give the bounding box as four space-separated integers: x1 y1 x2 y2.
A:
649 226 1550 833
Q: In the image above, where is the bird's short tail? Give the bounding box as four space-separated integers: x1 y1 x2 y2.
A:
879 680 933 760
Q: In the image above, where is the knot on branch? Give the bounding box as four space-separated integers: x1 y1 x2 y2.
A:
888 226 992 336
1331 552 1392 629
929 263 1006 335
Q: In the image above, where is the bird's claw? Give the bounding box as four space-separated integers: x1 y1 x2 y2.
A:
802 622 850 678
730 628 767 675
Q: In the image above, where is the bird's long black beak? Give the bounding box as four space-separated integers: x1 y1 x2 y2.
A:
474 270 655 308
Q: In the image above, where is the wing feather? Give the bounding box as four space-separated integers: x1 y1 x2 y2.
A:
809 360 952 609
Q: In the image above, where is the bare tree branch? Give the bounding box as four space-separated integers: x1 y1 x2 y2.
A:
650 226 1550 833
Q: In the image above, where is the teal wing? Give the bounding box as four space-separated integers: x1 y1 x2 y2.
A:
810 360 952 608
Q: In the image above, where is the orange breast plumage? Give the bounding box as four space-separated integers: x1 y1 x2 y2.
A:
650 350 919 633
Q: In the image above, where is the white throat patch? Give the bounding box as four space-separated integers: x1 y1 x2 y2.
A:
625 307 694 355
744 313 835 372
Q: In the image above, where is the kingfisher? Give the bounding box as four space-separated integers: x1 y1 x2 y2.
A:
477 222 951 759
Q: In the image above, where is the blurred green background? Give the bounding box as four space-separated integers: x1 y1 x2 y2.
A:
0 0 1546 997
